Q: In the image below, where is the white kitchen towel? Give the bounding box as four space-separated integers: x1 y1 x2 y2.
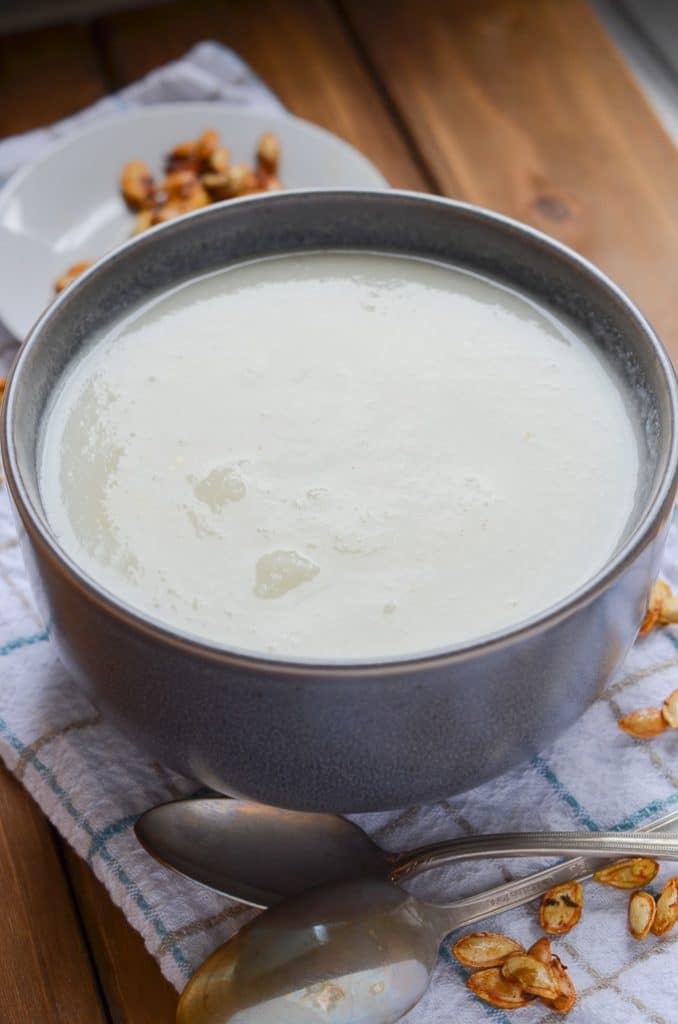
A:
2 43 678 1024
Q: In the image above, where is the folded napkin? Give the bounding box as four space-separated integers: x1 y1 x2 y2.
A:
2 43 678 1023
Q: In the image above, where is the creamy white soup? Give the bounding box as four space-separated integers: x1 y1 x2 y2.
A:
39 253 639 659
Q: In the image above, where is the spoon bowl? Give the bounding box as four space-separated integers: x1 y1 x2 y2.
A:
136 799 384 908
177 878 441 1024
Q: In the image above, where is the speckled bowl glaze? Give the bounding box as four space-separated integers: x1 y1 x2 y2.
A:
3 190 678 811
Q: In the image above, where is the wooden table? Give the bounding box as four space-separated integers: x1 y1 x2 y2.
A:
0 2 676 1019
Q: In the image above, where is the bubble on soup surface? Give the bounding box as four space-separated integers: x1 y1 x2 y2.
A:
254 550 319 599
190 466 246 510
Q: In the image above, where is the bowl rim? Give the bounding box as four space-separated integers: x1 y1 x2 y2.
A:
3 188 678 679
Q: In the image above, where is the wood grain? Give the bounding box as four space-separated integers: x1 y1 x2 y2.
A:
340 0 678 355
0 23 107 137
94 0 428 189
62 845 178 1023
0 764 107 1024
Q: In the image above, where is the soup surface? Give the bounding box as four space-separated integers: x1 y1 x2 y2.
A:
40 253 639 659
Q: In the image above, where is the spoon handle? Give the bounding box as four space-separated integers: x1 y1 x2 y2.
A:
430 806 678 933
391 823 678 883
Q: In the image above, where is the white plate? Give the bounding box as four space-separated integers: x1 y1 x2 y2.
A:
0 103 387 339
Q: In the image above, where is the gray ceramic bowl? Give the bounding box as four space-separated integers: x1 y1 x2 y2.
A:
3 190 678 812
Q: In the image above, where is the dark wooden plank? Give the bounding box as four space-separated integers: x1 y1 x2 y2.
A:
0 23 108 137
62 844 178 1024
340 0 678 358
0 764 107 1024
0 1 167 36
0 24 123 1022
95 0 428 190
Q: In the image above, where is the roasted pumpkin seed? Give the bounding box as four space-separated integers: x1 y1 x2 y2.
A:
467 967 533 1009
539 881 583 934
165 143 200 174
57 126 286 290
257 131 280 172
652 877 678 936
547 955 577 1014
501 953 559 1000
53 260 93 294
451 931 523 968
628 891 657 940
120 159 156 210
162 169 200 198
132 209 154 235
528 937 552 964
206 145 229 174
258 170 282 192
662 688 678 729
593 857 659 889
657 588 678 626
195 128 218 163
618 706 668 740
639 580 671 636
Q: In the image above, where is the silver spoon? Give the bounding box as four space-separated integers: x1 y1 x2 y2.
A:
176 806 678 1023
137 797 678 908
